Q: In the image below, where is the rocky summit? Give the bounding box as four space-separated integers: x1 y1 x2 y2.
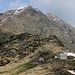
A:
0 6 75 75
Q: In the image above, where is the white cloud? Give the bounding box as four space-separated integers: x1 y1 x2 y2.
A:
30 0 52 8
9 0 26 8
30 0 75 26
30 0 51 5
9 0 20 7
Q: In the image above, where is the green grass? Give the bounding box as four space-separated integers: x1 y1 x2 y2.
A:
0 71 7 74
62 59 75 66
11 62 37 75
0 62 37 75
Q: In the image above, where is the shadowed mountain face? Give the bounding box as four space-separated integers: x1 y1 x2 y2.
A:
0 6 75 51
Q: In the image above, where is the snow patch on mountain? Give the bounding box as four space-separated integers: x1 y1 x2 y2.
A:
46 13 63 24
0 6 30 25
13 6 28 16
68 70 75 74
17 6 28 10
53 18 57 21
63 52 75 57
66 53 75 57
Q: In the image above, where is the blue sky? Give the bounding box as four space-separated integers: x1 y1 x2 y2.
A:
0 0 75 27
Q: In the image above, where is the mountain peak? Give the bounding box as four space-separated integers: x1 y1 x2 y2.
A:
13 6 33 16
16 6 29 10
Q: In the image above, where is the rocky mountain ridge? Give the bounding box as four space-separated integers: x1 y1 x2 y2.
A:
46 12 75 51
0 6 75 51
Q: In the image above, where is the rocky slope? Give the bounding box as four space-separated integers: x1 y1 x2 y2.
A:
46 12 75 51
0 32 72 75
0 6 75 75
0 6 75 51
0 32 67 66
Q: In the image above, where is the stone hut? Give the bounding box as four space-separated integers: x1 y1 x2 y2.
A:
30 56 44 63
60 53 67 59
55 52 67 60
